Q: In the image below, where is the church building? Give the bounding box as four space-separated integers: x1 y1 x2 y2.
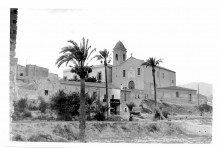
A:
63 41 198 115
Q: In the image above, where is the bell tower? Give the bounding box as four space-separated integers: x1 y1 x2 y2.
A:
113 40 127 66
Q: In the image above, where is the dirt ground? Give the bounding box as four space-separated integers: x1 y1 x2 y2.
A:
11 115 212 143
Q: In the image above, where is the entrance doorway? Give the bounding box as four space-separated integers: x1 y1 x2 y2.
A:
128 81 135 89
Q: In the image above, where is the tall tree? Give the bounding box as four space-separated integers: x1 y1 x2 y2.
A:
141 57 166 120
56 38 96 142
91 49 111 119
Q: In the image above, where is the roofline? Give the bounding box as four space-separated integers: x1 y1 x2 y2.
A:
157 86 197 91
156 66 176 73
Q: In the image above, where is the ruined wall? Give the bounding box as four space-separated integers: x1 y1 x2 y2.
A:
17 64 26 77
26 64 49 78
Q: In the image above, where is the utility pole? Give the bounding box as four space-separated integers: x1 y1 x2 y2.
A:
198 84 200 106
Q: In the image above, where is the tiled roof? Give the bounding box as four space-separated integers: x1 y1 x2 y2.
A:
113 40 127 51
157 86 197 91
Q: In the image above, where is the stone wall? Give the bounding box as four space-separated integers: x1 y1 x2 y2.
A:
26 64 49 78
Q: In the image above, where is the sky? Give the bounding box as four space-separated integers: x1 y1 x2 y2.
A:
14 0 218 85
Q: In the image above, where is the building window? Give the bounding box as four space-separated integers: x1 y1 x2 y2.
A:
123 54 125 61
163 73 164 79
45 90 48 96
112 95 114 99
138 68 141 75
123 70 125 77
157 71 159 78
97 72 102 80
172 80 174 83
20 73 23 76
116 54 118 61
123 70 126 77
189 94 192 102
63 76 67 80
93 91 97 97
124 108 127 112
176 92 179 98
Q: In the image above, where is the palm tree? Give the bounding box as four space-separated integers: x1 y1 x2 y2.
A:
141 57 166 120
91 49 112 119
56 38 96 142
86 93 97 120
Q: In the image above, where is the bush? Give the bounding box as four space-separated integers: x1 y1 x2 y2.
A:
50 90 80 121
16 98 28 113
198 104 212 113
23 110 32 118
28 134 53 142
108 115 123 121
53 124 79 140
85 76 97 82
27 104 38 111
38 97 48 113
13 134 24 141
93 99 108 121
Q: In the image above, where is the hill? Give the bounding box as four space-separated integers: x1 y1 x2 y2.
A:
178 82 212 98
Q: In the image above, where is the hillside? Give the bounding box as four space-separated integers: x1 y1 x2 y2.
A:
178 82 212 98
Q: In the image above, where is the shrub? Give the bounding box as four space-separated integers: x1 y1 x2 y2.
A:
108 115 123 121
53 125 79 140
50 90 80 121
93 99 108 121
16 98 28 112
38 97 48 113
23 110 32 118
85 76 97 82
13 134 24 141
198 104 212 113
27 104 38 111
28 134 53 142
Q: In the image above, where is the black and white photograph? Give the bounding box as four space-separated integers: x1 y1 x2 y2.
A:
2 0 219 146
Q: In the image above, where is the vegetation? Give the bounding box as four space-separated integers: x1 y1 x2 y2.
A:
126 102 136 121
91 49 112 119
16 98 28 112
56 38 96 142
86 93 97 120
38 97 48 113
198 104 212 116
50 90 80 121
93 99 108 121
141 57 166 120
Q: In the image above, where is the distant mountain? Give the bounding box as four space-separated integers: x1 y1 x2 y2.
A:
178 82 213 98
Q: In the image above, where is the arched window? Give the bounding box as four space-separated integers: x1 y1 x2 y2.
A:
116 54 118 61
128 81 135 89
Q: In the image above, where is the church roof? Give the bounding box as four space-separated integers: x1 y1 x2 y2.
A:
113 40 127 51
157 86 197 91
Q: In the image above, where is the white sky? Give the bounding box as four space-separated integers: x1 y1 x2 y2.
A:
14 0 218 85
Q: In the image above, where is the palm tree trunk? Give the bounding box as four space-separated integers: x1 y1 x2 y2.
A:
152 69 166 120
152 69 157 107
79 79 86 142
104 63 109 119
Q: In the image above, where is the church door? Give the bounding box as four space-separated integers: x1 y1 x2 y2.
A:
128 81 135 89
